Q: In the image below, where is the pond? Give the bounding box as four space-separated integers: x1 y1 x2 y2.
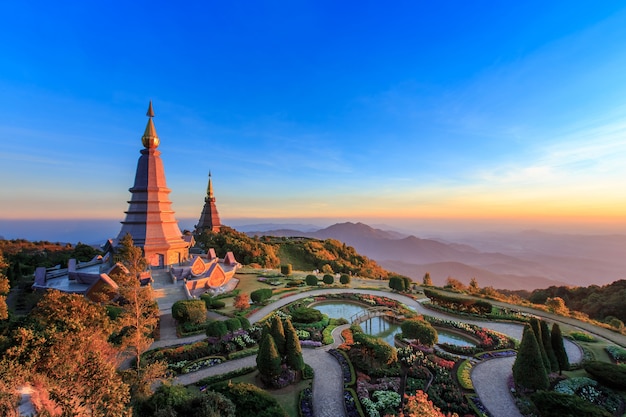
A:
312 300 476 348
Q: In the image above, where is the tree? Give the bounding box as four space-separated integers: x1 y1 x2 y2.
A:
389 276 405 292
512 326 549 391
233 293 250 311
283 318 304 371
280 264 292 276
551 323 570 374
469 277 479 293
529 318 551 372
322 274 334 285
444 277 465 291
114 236 165 400
340 274 351 285
0 254 10 320
546 297 569 315
423 272 432 286
116 233 147 278
540 320 559 372
269 315 286 356
256 333 282 382
321 264 334 274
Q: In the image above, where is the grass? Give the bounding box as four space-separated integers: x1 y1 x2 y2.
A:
228 369 310 417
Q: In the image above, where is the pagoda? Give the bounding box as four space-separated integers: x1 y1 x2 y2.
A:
195 172 222 233
115 102 190 267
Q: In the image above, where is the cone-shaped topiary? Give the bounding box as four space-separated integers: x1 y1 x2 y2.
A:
530 318 551 372
256 332 282 381
283 318 305 371
551 323 570 374
270 315 286 356
513 325 549 391
540 320 559 372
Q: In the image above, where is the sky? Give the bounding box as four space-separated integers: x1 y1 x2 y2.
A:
2 1 626 241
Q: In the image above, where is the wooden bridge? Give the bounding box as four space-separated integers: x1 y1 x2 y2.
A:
350 306 404 326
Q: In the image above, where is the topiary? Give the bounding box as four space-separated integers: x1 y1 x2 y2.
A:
400 319 438 346
206 320 228 338
291 307 323 324
322 274 334 285
225 317 242 332
305 275 318 286
340 274 350 285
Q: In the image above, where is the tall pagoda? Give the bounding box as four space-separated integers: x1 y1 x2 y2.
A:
115 102 189 267
195 172 222 233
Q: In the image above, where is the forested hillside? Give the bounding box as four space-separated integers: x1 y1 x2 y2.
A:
512 280 626 325
195 227 391 279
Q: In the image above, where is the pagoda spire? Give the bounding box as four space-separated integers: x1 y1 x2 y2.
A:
207 171 214 200
196 171 222 233
142 100 160 148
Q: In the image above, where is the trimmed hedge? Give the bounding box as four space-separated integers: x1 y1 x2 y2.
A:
322 274 334 285
530 391 612 417
206 320 228 337
291 307 323 324
251 288 273 304
400 319 438 346
172 299 207 325
305 275 318 286
210 382 288 417
583 361 626 389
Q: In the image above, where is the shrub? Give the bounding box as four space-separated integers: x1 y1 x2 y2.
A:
206 320 228 338
305 275 318 286
583 361 626 389
606 345 626 362
225 317 242 332
340 274 350 285
210 299 226 309
286 280 304 287
210 382 288 417
530 391 612 417
171 299 207 325
238 316 251 330
389 276 405 291
569 331 595 342
280 264 292 276
251 288 273 304
513 326 549 391
291 307 323 324
400 319 438 346
322 274 334 285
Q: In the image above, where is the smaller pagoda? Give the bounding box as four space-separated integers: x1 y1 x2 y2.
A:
195 172 222 233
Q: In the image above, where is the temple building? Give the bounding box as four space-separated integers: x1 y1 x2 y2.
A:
195 172 222 233
114 102 190 267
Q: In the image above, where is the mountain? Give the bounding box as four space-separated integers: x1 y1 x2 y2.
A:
245 221 626 290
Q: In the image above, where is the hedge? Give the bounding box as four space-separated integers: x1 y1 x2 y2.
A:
251 288 273 303
171 299 207 325
530 391 612 417
583 361 626 389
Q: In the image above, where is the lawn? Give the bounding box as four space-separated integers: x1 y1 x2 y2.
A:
229 369 311 417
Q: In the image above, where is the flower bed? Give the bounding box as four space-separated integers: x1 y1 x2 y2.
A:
300 340 323 348
606 345 626 363
180 356 224 374
329 348 355 385
424 316 515 352
457 359 474 391
299 387 314 417
466 394 491 417
344 388 364 417
474 349 516 360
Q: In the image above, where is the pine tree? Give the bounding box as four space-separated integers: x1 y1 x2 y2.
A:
513 326 549 391
256 332 282 381
551 323 570 374
423 272 432 286
540 320 559 372
283 318 304 371
529 318 551 372
270 315 286 356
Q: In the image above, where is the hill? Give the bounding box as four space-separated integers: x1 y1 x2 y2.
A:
246 222 626 290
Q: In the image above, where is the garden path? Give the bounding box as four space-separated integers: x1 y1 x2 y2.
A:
153 287 588 417
472 356 523 417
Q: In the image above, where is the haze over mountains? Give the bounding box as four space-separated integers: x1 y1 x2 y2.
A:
242 222 626 291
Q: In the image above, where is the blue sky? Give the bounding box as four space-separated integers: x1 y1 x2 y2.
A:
2 1 626 239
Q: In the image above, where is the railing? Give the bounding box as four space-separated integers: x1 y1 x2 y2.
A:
350 307 402 325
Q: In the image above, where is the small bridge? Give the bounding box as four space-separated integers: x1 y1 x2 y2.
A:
350 306 403 325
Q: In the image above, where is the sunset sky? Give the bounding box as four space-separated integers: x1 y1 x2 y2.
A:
2 1 626 240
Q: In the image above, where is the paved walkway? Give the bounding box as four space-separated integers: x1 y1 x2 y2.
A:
150 287 595 417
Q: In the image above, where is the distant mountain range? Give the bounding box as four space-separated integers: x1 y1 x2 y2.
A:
244 222 626 291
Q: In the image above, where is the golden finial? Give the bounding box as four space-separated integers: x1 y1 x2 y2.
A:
142 101 160 148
